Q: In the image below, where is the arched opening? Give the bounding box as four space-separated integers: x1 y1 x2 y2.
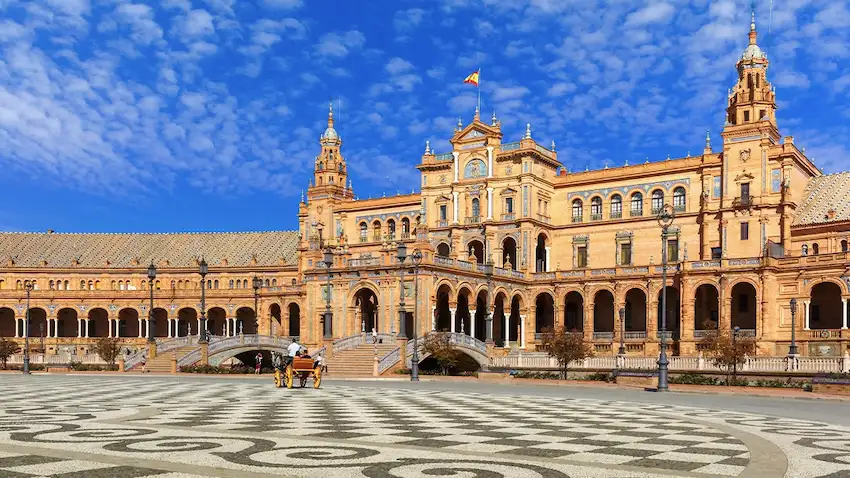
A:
624 288 647 332
118 308 139 338
471 197 481 220
564 291 583 331
87 308 109 338
657 286 681 337
401 217 411 239
0 307 15 337
673 187 686 212
572 199 583 222
502 237 517 270
436 243 451 257
590 196 602 220
237 307 257 335
435 285 452 331
457 289 472 335
651 189 664 214
810 282 843 329
28 308 47 343
593 290 614 333
269 304 282 335
474 290 488 342
494 292 507 346
359 222 367 242
467 240 484 264
630 192 643 216
730 282 757 331
57 308 78 337
372 220 382 242
177 308 197 337
610 194 622 219
152 308 169 338
694 284 719 330
354 288 379 333
387 219 396 240
535 234 548 272
287 303 301 337
535 293 554 333
509 295 522 343
841 239 848 253
206 307 225 336
813 243 820 255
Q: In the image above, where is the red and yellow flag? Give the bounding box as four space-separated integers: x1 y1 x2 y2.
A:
463 70 480 87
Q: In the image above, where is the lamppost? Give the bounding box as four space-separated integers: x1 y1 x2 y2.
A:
147 263 156 343
656 203 675 392
252 276 261 335
322 247 334 339
484 257 494 345
732 325 740 384
198 258 208 343
397 242 407 339
411 249 423 382
23 282 33 375
789 298 799 355
618 307 626 356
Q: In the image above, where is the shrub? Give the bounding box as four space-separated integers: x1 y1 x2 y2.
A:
0 339 21 369
539 327 593 379
581 372 612 382
669 373 719 385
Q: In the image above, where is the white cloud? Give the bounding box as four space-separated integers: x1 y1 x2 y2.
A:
394 8 427 32
263 0 303 9
314 30 365 58
625 3 675 28
774 71 811 89
386 57 414 75
180 9 215 38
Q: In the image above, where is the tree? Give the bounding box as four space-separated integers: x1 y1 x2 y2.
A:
540 327 593 379
93 337 121 367
421 331 462 375
0 339 21 370
700 323 757 385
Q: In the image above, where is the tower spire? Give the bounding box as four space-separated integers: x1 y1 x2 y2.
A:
327 100 334 128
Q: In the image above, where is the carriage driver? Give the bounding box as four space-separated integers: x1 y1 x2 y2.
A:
285 340 302 366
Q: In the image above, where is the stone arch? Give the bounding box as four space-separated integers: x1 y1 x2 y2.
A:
563 290 584 332
353 287 379 334
493 290 508 346
456 287 473 335
501 236 517 270
694 283 719 331
349 281 381 307
593 289 615 333
435 283 453 332
657 286 680 335
472 289 488 342
535 292 555 333
287 303 301 337
809 282 844 330
269 303 282 335
509 294 523 343
87 308 109 338
118 308 139 338
205 307 225 336
730 282 757 331
236 306 257 335
804 278 849 297
152 307 169 338
535 233 548 272
57 307 78 337
465 239 484 264
624 288 647 332
436 242 451 257
0 307 15 337
27 307 48 340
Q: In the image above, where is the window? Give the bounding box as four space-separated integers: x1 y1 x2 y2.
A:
802 244 808 256
577 246 588 268
651 190 664 214
813 243 819 255
630 192 643 216
471 198 480 220
740 222 749 240
171 280 176 289
743 110 750 122
49 280 55 290
572 199 583 222
590 197 602 220
64 280 69 290
711 247 722 259
740 183 750 202
80 280 86 290
372 221 381 241
229 279 234 288
610 195 622 219
401 218 410 238
265 279 270 287
272 279 277 286
667 238 679 262
759 109 765 120
842 240 848 253
673 187 686 212
213 279 219 289
439 205 447 221
359 222 367 242
505 197 514 214
387 219 396 240
207 279 212 289
620 243 632 265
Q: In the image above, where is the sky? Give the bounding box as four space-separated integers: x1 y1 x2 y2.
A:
1 0 849 233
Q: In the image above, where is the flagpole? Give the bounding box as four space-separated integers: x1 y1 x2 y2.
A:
477 68 481 113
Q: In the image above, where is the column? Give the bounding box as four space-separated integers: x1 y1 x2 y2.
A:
14 318 19 338
452 191 459 224
804 301 810 330
487 146 494 178
138 318 143 338
520 315 526 348
108 319 113 338
470 309 476 338
452 152 459 182
78 318 82 338
197 318 202 336
450 308 456 333
504 312 510 348
545 247 551 272
84 319 90 338
487 187 493 220
431 306 436 331
842 299 848 330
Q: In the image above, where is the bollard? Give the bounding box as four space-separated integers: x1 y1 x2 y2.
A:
117 358 125 373
171 353 177 374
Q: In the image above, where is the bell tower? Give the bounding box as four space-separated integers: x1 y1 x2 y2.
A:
725 10 777 136
309 102 352 199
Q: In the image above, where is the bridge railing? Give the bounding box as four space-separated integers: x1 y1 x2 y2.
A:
378 347 401 375
333 333 396 354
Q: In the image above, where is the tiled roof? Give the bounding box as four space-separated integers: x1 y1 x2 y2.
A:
793 172 850 226
0 231 300 268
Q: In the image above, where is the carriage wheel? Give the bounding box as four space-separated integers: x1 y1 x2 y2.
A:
313 366 322 389
285 365 294 389
274 369 282 388
299 373 308 388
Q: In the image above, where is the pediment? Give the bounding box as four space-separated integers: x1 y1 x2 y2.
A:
734 172 756 182
500 187 517 196
460 129 486 140
434 194 452 203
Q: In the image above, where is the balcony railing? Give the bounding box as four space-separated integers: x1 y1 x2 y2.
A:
434 220 448 228
501 213 516 221
466 216 481 224
593 332 614 341
387 233 396 241
610 211 622 219
733 196 753 208
401 232 410 240
536 214 550 223
673 204 686 213
590 213 602 221
372 234 382 242
630 209 642 217
624 331 647 340
651 207 662 215
572 216 582 223
359 235 367 243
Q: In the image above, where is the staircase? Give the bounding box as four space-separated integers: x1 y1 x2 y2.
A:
326 343 399 376
137 345 198 373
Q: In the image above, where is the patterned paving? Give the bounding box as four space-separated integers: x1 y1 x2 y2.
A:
0 375 847 477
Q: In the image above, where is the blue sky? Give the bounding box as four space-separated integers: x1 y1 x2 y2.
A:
1 0 849 233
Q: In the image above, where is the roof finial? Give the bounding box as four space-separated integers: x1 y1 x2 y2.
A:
491 111 498 126
604 160 608 169
550 140 556 151
456 116 463 132
705 129 711 149
750 5 756 32
300 190 304 203
348 179 353 190
524 123 532 140
645 156 649 164
625 158 629 166
328 99 334 127
424 140 431 155
666 153 671 161
474 104 480 120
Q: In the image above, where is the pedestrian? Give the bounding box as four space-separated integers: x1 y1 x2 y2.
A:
141 357 146 373
371 327 377 344
255 352 262 374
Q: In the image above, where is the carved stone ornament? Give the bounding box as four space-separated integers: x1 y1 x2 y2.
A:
439 174 447 184
739 149 751 162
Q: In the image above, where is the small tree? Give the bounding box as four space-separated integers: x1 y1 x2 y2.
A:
421 331 462 375
93 337 121 367
540 327 593 379
0 339 21 370
700 323 756 385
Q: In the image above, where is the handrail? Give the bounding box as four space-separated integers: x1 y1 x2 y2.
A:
378 346 401 374
124 349 148 370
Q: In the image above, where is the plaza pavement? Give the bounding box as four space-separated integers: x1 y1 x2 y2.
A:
0 375 848 477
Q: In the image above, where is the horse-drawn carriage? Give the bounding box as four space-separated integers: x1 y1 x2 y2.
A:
273 353 322 389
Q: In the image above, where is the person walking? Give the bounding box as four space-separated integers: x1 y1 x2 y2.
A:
254 352 262 374
371 327 377 344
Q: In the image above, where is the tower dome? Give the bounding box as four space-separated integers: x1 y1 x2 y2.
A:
321 102 340 144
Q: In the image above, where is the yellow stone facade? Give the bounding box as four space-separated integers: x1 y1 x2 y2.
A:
2 21 849 360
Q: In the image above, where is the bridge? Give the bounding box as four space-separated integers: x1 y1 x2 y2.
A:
405 332 490 368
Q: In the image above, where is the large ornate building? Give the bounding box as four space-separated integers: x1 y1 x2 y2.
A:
1 18 849 363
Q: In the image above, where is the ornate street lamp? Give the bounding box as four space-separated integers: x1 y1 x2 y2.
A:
397 242 407 339
618 307 626 356
484 257 494 344
147 263 156 343
252 276 261 335
656 203 675 392
198 258 208 343
411 249 423 382
789 298 799 356
23 282 33 375
732 325 741 384
322 247 334 339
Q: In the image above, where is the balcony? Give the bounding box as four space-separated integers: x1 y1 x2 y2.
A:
572 216 583 223
624 331 647 340
590 213 602 221
610 211 622 219
593 332 614 341
401 232 410 240
372 234 382 242
630 209 642 217
466 216 481 225
359 235 368 243
536 214 550 223
386 233 396 241
733 196 753 209
651 207 662 215
673 203 686 213
434 220 448 228
501 213 516 221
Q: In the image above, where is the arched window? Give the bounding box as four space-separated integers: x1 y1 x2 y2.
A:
141 280 146 289
80 280 86 290
94 280 100 290
472 198 480 221
229 279 234 288
401 218 410 238
590 197 602 220
318 161 323 170
842 240 848 253
610 195 622 219
802 244 808 256
264 278 270 287
171 280 176 289
813 243 820 255
387 219 396 240
673 187 686 212
359 222 367 242
49 280 55 290
207 279 212 289
372 221 381 242
154 280 160 290
272 278 277 286
631 192 643 216
572 199 583 222
651 189 664 214
213 279 219 289
464 159 486 179
64 280 69 290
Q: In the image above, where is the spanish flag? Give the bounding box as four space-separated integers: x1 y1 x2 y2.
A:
463 70 480 87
